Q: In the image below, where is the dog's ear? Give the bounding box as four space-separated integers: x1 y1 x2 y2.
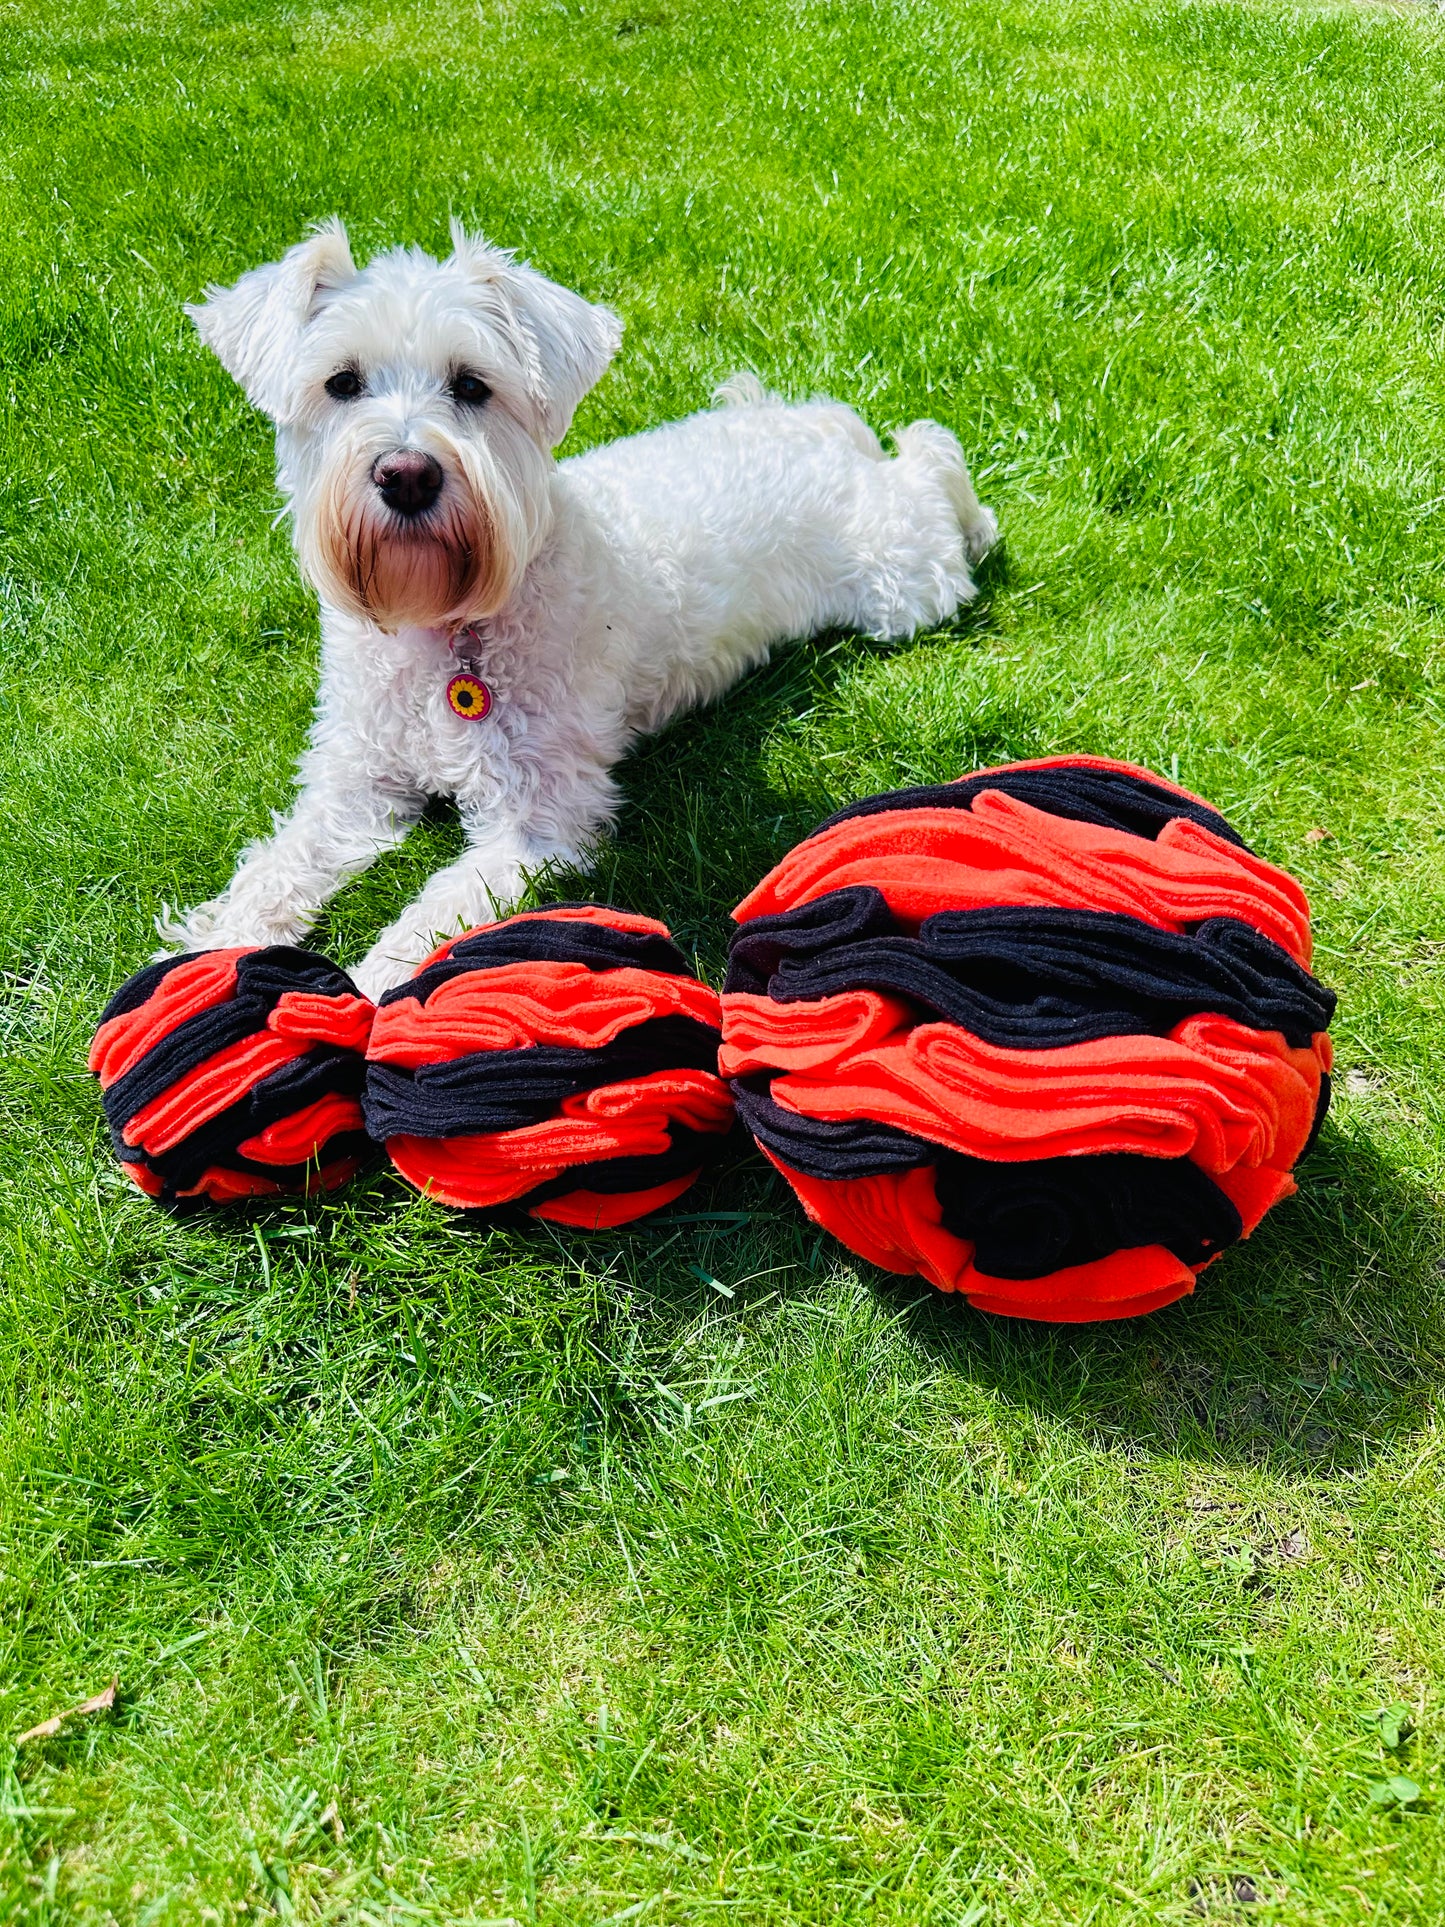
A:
506 263 623 446
187 220 357 420
450 221 622 448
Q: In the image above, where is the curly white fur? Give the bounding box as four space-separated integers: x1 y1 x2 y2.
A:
161 221 998 996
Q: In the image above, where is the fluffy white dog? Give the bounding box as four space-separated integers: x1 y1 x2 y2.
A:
162 220 997 996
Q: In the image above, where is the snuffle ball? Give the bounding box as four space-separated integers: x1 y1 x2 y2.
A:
358 904 736 1227
89 947 376 1207
717 755 1335 1321
91 770 1334 1324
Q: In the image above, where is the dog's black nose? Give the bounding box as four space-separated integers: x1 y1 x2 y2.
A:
372 449 443 518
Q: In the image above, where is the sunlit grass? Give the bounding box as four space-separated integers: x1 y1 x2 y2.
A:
4 0 1445 1917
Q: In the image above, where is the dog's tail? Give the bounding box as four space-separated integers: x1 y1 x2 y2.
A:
894 418 998 566
713 371 777 410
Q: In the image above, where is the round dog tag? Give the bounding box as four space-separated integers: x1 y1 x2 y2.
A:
446 672 493 722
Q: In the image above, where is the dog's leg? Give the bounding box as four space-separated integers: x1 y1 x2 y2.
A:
892 419 998 565
353 751 621 997
352 814 584 998
843 422 998 641
156 773 425 957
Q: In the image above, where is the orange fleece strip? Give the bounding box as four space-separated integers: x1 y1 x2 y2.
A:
88 949 246 1085
734 795 1311 965
237 1091 369 1166
722 990 1326 1177
531 1172 702 1228
267 990 376 1052
120 1031 309 1156
385 1068 734 1210
370 963 723 1068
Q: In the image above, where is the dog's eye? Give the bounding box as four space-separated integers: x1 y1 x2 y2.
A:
324 369 364 401
450 372 492 407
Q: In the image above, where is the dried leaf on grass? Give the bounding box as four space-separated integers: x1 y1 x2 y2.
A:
15 1678 117 1746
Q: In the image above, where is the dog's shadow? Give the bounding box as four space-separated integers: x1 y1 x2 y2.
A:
309 545 1016 972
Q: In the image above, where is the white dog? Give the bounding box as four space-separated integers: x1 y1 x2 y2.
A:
162 220 997 997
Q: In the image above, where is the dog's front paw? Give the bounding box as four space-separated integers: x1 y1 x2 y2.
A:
152 899 225 958
152 897 308 958
351 946 428 1001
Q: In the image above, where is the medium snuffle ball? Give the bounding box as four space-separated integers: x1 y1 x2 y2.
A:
89 948 377 1206
720 755 1336 1322
363 905 735 1227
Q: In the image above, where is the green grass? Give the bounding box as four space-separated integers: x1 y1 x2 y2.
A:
5 0 1445 1916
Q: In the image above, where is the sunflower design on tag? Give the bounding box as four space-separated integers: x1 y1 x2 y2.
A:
446 672 493 722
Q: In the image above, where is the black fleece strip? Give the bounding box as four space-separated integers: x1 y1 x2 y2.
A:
932 1148 1244 1280
1300 1071 1331 1164
95 951 203 1023
100 948 363 1132
810 765 1249 850
384 915 695 1009
737 1076 1243 1278
141 1128 375 1194
731 1076 928 1177
725 888 1334 1051
725 886 897 993
362 1013 722 1142
153 1132 377 1214
120 1046 368 1194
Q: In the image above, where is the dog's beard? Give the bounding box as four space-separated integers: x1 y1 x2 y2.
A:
296 455 528 631
333 494 483 630
298 472 491 630
289 417 552 634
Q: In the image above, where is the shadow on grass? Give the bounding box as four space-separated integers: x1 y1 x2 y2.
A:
309 545 1011 974
887 1117 1445 1476
499 1106 1445 1485
591 545 1013 971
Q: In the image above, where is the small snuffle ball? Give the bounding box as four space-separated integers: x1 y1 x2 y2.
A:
89 947 377 1207
363 904 736 1227
720 755 1335 1322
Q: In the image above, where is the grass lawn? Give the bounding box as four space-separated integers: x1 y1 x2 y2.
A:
7 0 1445 1916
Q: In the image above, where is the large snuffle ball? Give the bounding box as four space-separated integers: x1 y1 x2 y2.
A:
720 755 1335 1321
363 905 735 1227
89 948 377 1206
